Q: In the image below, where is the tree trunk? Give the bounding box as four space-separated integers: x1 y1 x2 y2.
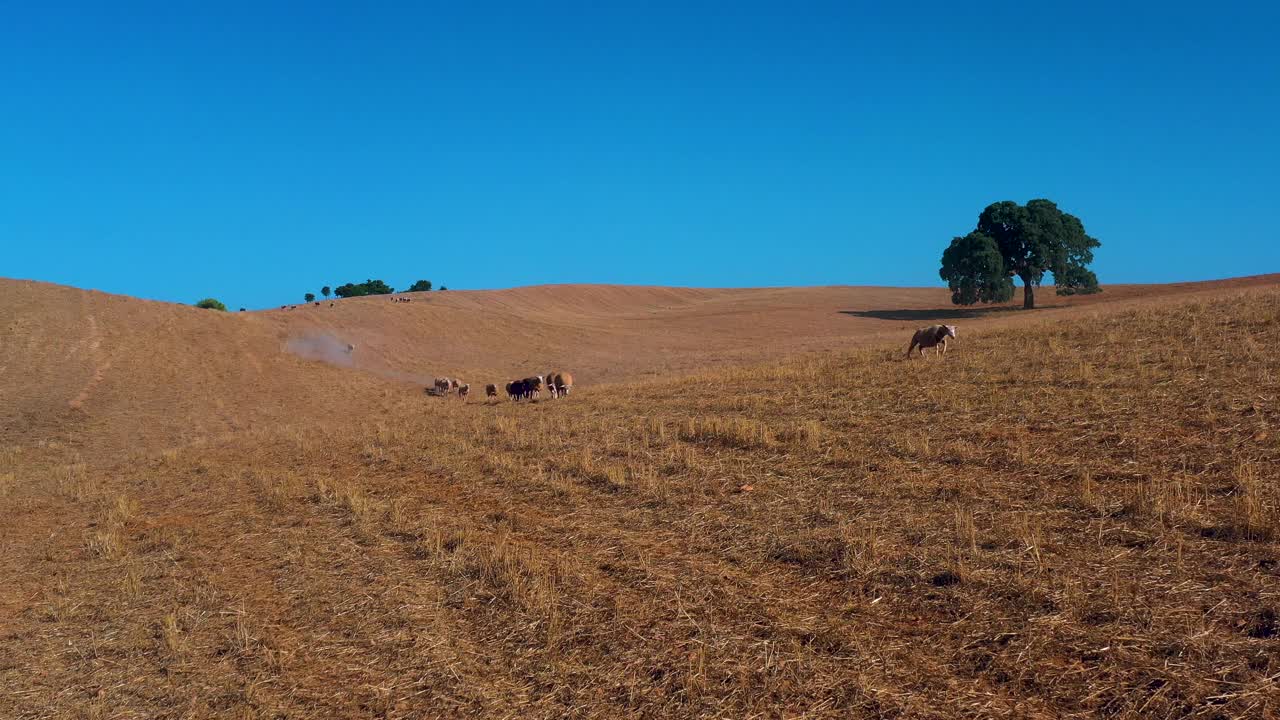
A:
1021 277 1036 309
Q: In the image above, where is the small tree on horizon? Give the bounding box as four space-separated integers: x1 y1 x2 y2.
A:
940 199 1100 309
363 279 394 295
304 292 316 302
321 286 331 298
407 280 433 292
439 285 448 291
195 298 227 311
334 279 395 297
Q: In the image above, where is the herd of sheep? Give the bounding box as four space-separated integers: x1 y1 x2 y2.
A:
415 323 952 406
372 323 954 410
426 372 574 403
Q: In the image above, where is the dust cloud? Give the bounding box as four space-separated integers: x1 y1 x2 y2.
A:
285 334 355 368
285 333 433 386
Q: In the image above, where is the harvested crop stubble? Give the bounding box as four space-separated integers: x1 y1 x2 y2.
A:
2 288 1279 718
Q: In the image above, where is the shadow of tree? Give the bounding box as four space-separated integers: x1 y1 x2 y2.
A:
840 305 1058 322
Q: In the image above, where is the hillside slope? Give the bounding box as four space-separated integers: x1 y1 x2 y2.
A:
0 280 387 457
2 282 1277 718
5 274 1276 457
262 275 1280 386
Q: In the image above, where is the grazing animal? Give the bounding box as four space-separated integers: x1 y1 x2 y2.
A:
485 383 498 401
457 383 469 399
506 379 526 400
522 376 543 400
907 325 957 358
433 377 451 394
552 371 573 396
543 371 571 397
345 343 355 353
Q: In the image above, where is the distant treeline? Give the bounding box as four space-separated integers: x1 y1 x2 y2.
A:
312 279 447 302
193 279 449 312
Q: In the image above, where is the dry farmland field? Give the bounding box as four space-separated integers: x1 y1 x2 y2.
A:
2 275 1279 719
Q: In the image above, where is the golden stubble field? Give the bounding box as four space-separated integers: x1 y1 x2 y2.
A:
2 278 1279 719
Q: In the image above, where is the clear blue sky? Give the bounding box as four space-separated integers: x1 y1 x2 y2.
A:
3 2 1277 309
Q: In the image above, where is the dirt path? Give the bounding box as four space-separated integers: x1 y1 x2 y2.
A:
67 308 112 411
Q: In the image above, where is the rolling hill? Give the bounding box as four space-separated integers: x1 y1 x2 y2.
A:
2 274 1278 718
4 274 1277 457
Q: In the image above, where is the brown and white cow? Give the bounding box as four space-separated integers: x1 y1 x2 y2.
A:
457 383 469 399
485 383 499 401
547 371 573 397
907 325 957 358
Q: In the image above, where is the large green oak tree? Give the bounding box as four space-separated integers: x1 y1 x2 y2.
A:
940 199 1100 309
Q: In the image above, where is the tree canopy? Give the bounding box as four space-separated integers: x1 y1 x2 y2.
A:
333 279 395 297
1053 265 1102 296
940 199 1100 309
321 286 331 297
407 280 433 292
304 292 316 302
940 232 1013 305
194 298 227 311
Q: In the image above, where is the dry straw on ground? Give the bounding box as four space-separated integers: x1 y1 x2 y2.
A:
1 284 1279 718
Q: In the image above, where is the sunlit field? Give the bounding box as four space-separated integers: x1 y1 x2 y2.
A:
3 282 1277 718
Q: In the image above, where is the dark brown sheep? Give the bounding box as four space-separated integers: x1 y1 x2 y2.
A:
907 325 957 358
